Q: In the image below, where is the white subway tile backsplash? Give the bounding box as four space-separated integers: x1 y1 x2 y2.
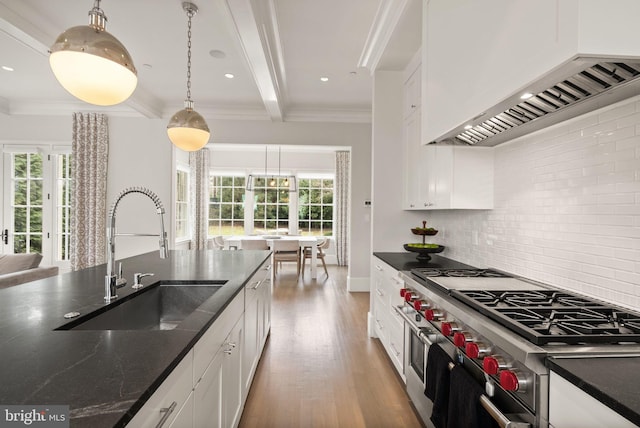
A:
427 96 640 311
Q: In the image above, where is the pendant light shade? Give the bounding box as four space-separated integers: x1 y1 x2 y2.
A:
167 101 210 151
167 2 210 152
49 1 137 106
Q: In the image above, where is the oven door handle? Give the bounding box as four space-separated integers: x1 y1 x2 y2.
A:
394 305 436 345
445 362 531 428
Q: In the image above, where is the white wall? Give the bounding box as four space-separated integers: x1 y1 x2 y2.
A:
424 96 640 311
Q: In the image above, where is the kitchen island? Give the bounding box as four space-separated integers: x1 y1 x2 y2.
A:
0 249 271 427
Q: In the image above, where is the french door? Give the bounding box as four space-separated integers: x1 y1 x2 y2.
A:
2 147 72 270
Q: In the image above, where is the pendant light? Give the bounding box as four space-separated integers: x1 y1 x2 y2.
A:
167 2 210 152
49 0 137 106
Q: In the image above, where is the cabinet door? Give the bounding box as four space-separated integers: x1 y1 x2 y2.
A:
193 349 223 428
403 111 422 209
549 371 637 427
242 291 259 398
168 392 193 428
126 351 193 428
223 317 244 428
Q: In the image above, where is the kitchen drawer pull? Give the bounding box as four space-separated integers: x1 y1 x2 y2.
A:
389 342 401 357
155 401 177 428
391 276 404 285
376 288 384 297
375 265 383 271
251 280 262 290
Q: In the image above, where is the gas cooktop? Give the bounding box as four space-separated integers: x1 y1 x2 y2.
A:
411 268 511 279
452 289 640 345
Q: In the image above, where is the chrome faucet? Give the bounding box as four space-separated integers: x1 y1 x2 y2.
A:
105 187 169 302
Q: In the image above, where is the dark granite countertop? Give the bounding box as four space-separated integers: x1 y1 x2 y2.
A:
0 250 270 428
546 356 640 426
373 252 474 272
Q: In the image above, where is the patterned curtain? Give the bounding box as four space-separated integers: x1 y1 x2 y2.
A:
335 151 351 266
189 148 210 250
70 113 109 270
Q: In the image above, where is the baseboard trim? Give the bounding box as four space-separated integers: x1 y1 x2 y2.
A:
347 275 370 292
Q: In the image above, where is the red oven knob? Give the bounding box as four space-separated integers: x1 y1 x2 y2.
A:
465 342 489 359
483 355 507 375
413 300 430 311
400 288 408 298
453 332 472 348
441 322 459 336
499 370 527 392
404 291 418 302
424 309 443 321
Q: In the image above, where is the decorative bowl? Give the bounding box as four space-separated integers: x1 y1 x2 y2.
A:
403 244 445 261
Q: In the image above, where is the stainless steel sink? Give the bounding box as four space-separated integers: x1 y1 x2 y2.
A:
56 281 226 331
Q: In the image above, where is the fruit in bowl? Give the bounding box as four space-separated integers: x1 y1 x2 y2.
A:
405 243 440 249
411 220 438 236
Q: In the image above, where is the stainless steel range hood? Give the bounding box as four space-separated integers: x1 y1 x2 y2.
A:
433 57 640 147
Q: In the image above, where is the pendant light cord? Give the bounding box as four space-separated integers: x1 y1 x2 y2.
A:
186 8 194 103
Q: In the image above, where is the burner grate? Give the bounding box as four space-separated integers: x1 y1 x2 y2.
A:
411 268 511 280
452 289 640 345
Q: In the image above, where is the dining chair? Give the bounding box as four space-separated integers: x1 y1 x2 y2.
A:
302 238 330 277
240 239 269 250
271 239 301 277
212 235 225 250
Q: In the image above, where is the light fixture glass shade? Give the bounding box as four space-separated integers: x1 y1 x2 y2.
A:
167 106 210 151
49 25 137 106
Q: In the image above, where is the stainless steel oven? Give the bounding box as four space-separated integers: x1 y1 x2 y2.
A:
395 304 440 428
401 267 640 428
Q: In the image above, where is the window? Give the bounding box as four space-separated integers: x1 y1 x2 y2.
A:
253 176 290 234
3 148 72 267
56 154 72 261
10 153 44 254
298 177 334 236
175 167 190 240
209 174 245 235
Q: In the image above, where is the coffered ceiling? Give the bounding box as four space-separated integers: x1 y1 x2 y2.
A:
0 0 421 123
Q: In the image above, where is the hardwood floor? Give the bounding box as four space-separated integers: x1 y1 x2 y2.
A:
239 265 424 428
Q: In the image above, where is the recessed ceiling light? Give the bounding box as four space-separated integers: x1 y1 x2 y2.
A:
2 65 14 72
209 49 226 59
320 77 329 82
520 92 533 100
464 124 473 130
224 73 234 79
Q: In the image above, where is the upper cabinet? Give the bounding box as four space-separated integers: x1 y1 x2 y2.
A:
422 0 640 145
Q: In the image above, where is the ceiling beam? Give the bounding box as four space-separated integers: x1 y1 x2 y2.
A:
223 0 286 121
358 0 411 73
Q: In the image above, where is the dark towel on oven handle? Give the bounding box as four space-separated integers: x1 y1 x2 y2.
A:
424 343 453 428
447 364 499 428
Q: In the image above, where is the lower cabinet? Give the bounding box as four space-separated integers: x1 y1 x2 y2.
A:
549 371 636 428
193 316 244 428
126 349 194 427
126 258 271 428
371 256 405 380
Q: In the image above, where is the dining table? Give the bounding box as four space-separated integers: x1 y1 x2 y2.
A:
224 235 320 279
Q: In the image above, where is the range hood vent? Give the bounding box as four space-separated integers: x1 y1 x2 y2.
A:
438 59 640 147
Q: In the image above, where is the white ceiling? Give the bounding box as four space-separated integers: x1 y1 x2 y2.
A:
0 0 421 123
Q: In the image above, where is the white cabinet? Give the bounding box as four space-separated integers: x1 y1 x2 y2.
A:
421 145 494 210
193 316 244 428
127 258 270 428
242 261 272 400
403 58 430 210
126 350 194 428
371 256 405 379
549 371 637 428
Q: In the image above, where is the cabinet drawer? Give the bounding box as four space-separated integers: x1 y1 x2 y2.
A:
193 291 244 382
126 350 193 428
245 261 271 306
